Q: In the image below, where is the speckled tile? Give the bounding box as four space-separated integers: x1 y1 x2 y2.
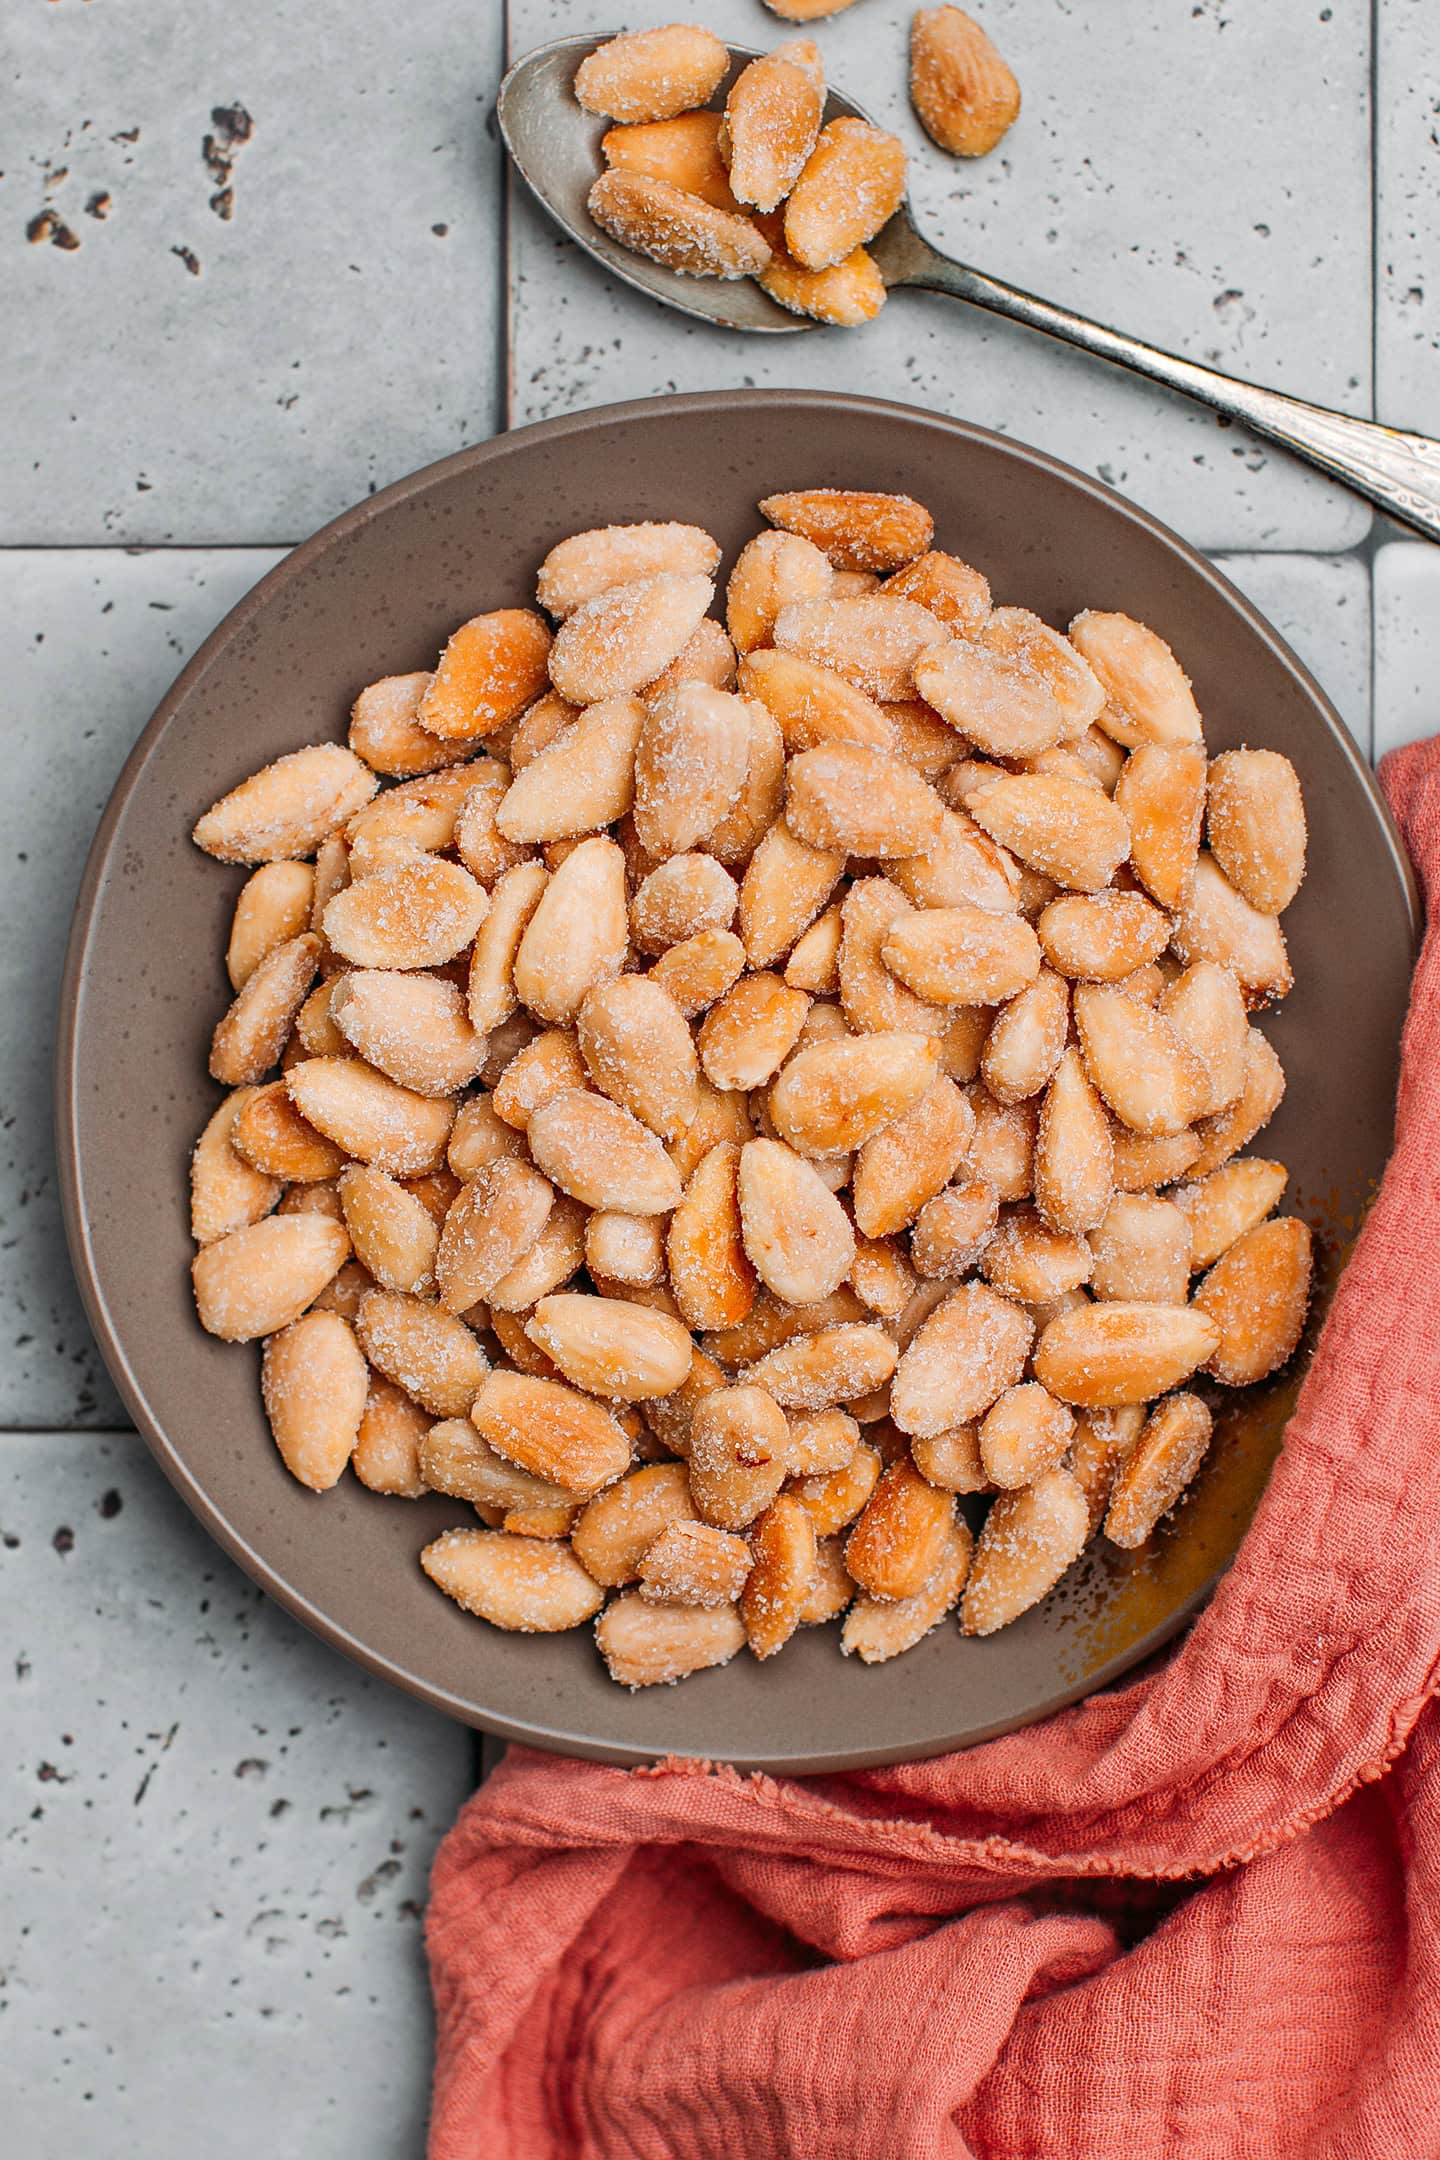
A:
507 0 1374 551
1377 0 1440 435
1 549 284 1428
1374 542 1440 759
4 0 504 545
1211 551 1373 759
0 1432 471 2159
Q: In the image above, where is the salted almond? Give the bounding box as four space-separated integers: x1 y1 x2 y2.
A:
193 744 377 864
190 1089 282 1243
848 1073 973 1238
837 878 946 1036
773 594 949 702
1111 1128 1202 1192
192 1214 348 1341
1206 749 1307 914
735 1137 854 1302
739 648 893 753
1188 1026 1286 1177
447 1096 526 1181
507 698 577 773
632 683 753 859
259 1311 368 1492
891 1282 1033 1436
487 1195 587 1314
528 1087 682 1214
792 1444 881 1540
452 760 535 885
782 118 907 267
1034 1046 1114 1235
701 1284 866 1369
210 932 322 1085
422 1528 602 1632
490 1027 587 1132
537 522 720 620
743 1324 897 1411
349 672 474 776
769 1032 939 1158
738 816 844 967
295 972 349 1057
1033 1300 1218 1407
231 1085 340 1190
1104 1393 1214 1548
630 854 737 955
784 903 843 993
493 696 643 844
226 862 316 991
1113 742 1206 909
434 1159 553 1311
687 1385 791 1530
758 490 929 575
468 859 549 1032
1036 892 1172 983
910 1423 988 1493
842 1518 972 1661
912 639 1065 761
882 905 1042 1007
883 698 965 779
1172 853 1292 1006
705 700 788 867
1193 1216 1312 1386
338 1165 440 1294
575 23 729 122
889 807 1020 916
910 7 1021 157
980 1205 1093 1302
354 1289 487 1416
574 974 698 1143
739 1495 818 1657
1069 611 1203 746
524 1293 692 1403
667 1142 756 1332
597 1593 746 1686
307 1256 374 1321
638 1347 728 1460
910 1179 1000 1278
963 774 1129 894
1088 1192 1191 1305
668 1075 754 1180
725 537 832 662
1173 1157 1288 1269
965 1084 1037 1201
981 609 1105 739
330 970 484 1097
641 616 738 709
418 610 552 742
287 1057 453 1174
570 1462 695 1587
849 1234 918 1319
784 1407 862 1476
1073 985 1208 1138
760 239 888 324
651 927 748 1017
724 50 823 211
784 743 944 859
513 835 629 1024
981 969 1069 1103
1157 961 1249 1115
421 1420 578 1511
883 550 990 634
602 111 741 214
634 1519 750 1608
844 1458 953 1602
468 1366 631 1496
548 571 714 707
345 759 495 867
351 1375 430 1497
1067 1402 1144 1532
976 1382 1072 1490
960 1466 1088 1634
323 858 488 971
697 973 809 1093
400 1166 462 1222
588 170 772 279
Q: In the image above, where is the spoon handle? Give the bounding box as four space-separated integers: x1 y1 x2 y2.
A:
898 244 1440 543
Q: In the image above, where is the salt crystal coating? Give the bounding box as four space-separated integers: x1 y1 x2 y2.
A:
496 697 645 844
724 50 824 213
422 1528 604 1633
548 572 715 705
602 112 742 215
773 594 951 703
323 857 488 971
1104 1393 1214 1549
783 118 908 270
630 853 739 954
537 523 721 620
910 7 1022 159
574 25 730 125
633 682 752 858
194 744 378 864
418 610 552 741
588 171 773 281
961 1467 1088 1635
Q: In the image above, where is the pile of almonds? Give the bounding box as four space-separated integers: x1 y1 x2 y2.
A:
189 484 1313 1689
575 9 1020 328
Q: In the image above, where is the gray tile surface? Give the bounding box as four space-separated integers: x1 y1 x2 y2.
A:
1 548 284 1428
1 1432 472 2158
1213 551 1373 759
5 0 505 544
507 0 1374 551
1378 0 1440 434
1374 542 1440 759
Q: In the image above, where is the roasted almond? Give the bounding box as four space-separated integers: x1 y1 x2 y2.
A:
1033 1300 1219 1407
338 1164 441 1295
739 647 893 753
349 672 468 777
785 742 945 857
964 773 1130 893
641 1520 753 1607
495 695 644 842
1036 892 1172 983
435 1158 553 1311
595 1593 746 1687
537 521 720 619
981 969 1070 1103
513 835 629 1024
356 1288 489 1416
881 905 1042 1007
1088 1191 1191 1305
978 1382 1074 1489
838 878 947 1036
883 549 991 635
738 815 844 967
784 903 844 993
910 1179 1000 1278
323 858 488 971
688 1385 792 1529
1114 742 1206 910
783 118 908 270
419 610 552 741
603 111 742 216
489 1027 587 1132
1193 1215 1312 1386
524 1292 693 1402
667 1142 757 1332
699 970 811 1091
844 1457 953 1601
705 699 788 865
422 1527 602 1632
726 533 834 654
960 1467 1088 1634
287 1056 454 1174
1188 1026 1286 1177
578 973 700 1140
190 1089 283 1243
548 572 715 706
470 1367 632 1496
575 24 730 124
467 859 548 1032
1172 853 1292 1006
193 744 378 864
633 682 753 858
1206 748 1306 915
724 49 824 212
528 1087 683 1214
742 1494 819 1656
851 1072 973 1236
1069 611 1203 747
980 1206 1093 1302
630 853 738 954
842 1519 972 1662
226 862 316 990
352 1375 431 1497
571 1461 697 1586
773 593 950 702
910 6 1021 158
210 932 322 1086
891 1282 1033 1436
910 1422 989 1492
588 169 773 279
1033 1046 1114 1236
1073 986 1208 1138
761 489 933 574
330 969 485 1096
737 1136 855 1302
965 1084 1037 1202
1157 961 1249 1115
259 1311 368 1491
743 1324 897 1411
1173 1157 1288 1269
912 638 1066 761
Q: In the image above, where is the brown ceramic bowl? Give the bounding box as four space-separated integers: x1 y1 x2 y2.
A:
57 391 1418 1772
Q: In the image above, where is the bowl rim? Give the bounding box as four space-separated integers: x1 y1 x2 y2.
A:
54 388 1421 1766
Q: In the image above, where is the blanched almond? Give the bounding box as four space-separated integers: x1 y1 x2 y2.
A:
738 816 844 967
525 1292 692 1402
783 119 908 269
1157 961 1249 1115
571 1462 696 1586
978 1381 1072 1489
349 672 472 776
739 647 893 753
842 1518 972 1661
193 744 378 864
528 1087 682 1214
1193 1215 1312 1386
330 969 484 1096
890 806 1020 916
1114 742 1206 910
743 1324 897 1411
210 932 322 1085
494 696 643 842
1206 748 1306 915
287 1057 453 1174
669 1074 754 1179
1036 892 1172 983
982 609 1105 739
688 1385 791 1529
912 638 1066 761
190 1089 282 1243
960 1466 1088 1635
641 1520 752 1606
633 683 752 858
651 927 748 1017
575 24 729 123
227 862 316 990
453 761 535 885
470 1367 632 1496
1173 851 1292 1005
1069 611 1203 746
307 1256 374 1320
667 1142 756 1331
435 1159 553 1311
727 534 834 655
844 1458 953 1602
323 858 488 971
1033 1300 1218 1407
910 1422 989 1492
849 1234 918 1319
259 1311 368 1491
422 1527 601 1631
891 1282 1033 1436
468 859 548 1032
418 610 552 741
882 905 1042 1007
965 1084 1037 1201
488 1194 588 1313
352 1375 430 1497
759 236 888 327
346 759 494 866
1174 1157 1288 1268
786 743 944 857
773 593 949 702
513 835 629 1024
702 1283 865 1369
1188 1026 1286 1176
588 170 772 279
447 1096 527 1180
784 1407 861 1475
761 490 932 576
964 773 1129 893
422 1420 578 1511
695 972 807 1094
770 1032 940 1156
578 973 699 1141
641 615 738 708
1104 1392 1213 1548
738 1494 817 1657
910 7 1021 159
1066 1402 1144 1532
603 111 741 216
630 853 738 954
982 969 1069 1103
784 903 843 993
596 1593 746 1686
537 522 720 619
736 1136 855 1301
705 699 788 865
850 1073 973 1236
356 1289 488 1416
1034 1046 1114 1235
883 549 990 634
1088 1191 1191 1304
980 1206 1093 1302
724 50 824 212
838 878 947 1036
507 695 577 773
549 572 715 706
910 1179 1000 1278
1073 986 1208 1138
489 1027 587 1132
338 1165 440 1294
794 1441 882 1538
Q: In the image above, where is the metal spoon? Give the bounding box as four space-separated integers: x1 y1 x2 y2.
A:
498 33 1440 545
